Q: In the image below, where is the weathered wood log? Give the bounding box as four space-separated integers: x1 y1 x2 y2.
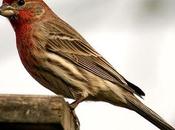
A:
0 94 79 130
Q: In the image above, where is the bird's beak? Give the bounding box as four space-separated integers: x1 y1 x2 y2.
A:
0 4 17 18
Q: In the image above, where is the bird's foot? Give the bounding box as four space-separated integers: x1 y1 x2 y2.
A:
69 96 87 128
67 102 80 128
71 109 80 128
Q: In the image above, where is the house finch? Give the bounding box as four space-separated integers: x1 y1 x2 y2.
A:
0 0 174 129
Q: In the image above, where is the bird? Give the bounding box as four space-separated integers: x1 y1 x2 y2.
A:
0 0 174 129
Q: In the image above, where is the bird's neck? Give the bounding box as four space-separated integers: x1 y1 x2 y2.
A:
14 23 33 47
13 22 34 64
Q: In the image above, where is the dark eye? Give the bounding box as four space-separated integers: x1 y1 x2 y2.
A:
17 0 25 6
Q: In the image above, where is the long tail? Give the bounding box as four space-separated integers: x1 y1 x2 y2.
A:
125 95 175 130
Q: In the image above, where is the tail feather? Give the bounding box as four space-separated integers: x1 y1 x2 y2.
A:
126 96 175 130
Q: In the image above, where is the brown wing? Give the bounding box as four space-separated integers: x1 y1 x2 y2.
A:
33 20 145 97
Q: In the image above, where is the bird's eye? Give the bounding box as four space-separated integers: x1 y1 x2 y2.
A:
17 0 25 6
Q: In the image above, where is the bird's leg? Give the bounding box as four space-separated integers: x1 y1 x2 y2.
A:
68 96 86 127
70 96 86 110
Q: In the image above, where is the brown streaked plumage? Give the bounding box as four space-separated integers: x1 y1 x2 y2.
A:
33 20 145 97
0 0 174 129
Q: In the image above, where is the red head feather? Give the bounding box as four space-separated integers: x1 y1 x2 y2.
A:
3 0 43 4
3 0 14 4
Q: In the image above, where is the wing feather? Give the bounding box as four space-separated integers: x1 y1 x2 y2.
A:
33 20 145 97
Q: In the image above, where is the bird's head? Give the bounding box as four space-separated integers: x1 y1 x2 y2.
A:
0 0 47 27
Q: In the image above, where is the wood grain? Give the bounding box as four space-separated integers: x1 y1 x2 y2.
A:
0 94 79 130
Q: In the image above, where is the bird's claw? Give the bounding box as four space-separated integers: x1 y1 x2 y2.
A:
66 102 80 129
71 110 80 128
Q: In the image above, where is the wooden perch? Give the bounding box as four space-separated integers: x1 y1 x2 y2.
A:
0 94 79 130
